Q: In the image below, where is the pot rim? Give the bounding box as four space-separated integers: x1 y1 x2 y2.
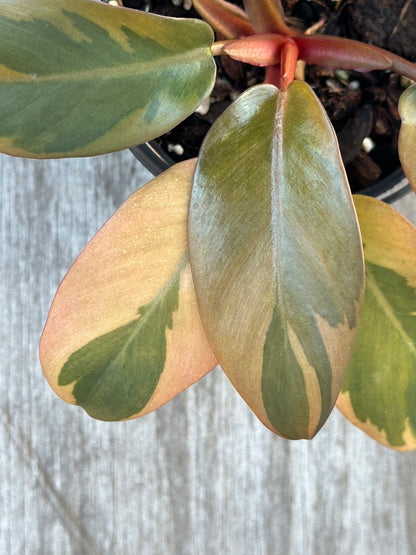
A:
130 141 411 204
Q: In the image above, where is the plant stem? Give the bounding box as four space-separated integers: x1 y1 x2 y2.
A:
388 52 416 83
280 40 299 89
265 64 282 88
193 0 254 39
243 0 295 36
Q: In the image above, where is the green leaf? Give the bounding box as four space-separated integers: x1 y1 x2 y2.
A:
58 257 184 421
188 81 364 439
40 159 217 421
399 83 416 192
337 195 416 451
0 0 215 158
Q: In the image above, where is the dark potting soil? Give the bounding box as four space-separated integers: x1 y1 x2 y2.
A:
124 0 416 192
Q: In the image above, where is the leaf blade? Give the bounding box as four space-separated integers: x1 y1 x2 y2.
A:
58 256 185 421
40 159 217 421
337 195 416 450
189 81 364 439
0 0 215 157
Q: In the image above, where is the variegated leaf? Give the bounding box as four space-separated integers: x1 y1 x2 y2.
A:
337 195 416 451
399 83 416 192
189 81 364 440
0 0 215 158
40 159 217 421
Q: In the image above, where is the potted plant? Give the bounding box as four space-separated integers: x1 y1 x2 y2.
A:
128 0 413 204
1 0 416 451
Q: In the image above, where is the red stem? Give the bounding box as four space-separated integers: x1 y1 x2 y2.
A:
387 51 416 82
280 40 299 89
222 34 286 66
265 64 283 88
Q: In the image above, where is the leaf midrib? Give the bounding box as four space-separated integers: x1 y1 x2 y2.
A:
1 48 211 83
271 89 285 315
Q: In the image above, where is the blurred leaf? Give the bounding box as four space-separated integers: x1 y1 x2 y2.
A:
243 0 294 35
337 195 416 451
193 0 254 39
189 81 364 439
399 83 416 192
40 159 217 421
0 0 215 158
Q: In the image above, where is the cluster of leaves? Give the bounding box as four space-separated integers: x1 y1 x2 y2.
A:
1 0 416 450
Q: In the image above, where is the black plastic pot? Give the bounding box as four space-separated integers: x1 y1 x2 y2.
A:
130 141 174 177
130 141 411 204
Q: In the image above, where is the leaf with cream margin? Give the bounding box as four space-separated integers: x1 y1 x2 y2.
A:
40 159 217 421
0 0 215 158
399 83 416 192
337 195 416 451
189 81 364 440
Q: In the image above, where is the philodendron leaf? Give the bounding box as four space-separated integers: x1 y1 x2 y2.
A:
399 83 416 192
0 0 215 158
40 159 217 421
337 195 416 451
189 81 364 440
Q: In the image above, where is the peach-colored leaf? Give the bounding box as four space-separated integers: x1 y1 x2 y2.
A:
40 159 217 421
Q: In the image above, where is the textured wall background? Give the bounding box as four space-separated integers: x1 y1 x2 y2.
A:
1 151 416 555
